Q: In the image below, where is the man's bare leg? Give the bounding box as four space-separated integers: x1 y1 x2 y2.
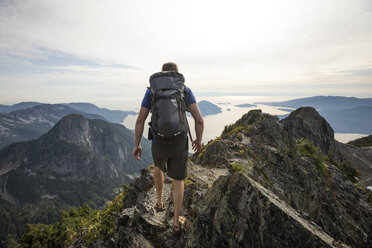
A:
154 166 164 206
173 179 185 231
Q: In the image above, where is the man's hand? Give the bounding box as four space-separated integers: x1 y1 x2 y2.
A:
189 103 204 153
192 139 202 152
133 145 143 160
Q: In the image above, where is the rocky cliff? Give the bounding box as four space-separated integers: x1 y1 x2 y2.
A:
0 114 152 246
14 108 372 248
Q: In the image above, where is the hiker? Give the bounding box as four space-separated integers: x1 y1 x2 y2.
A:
133 62 204 233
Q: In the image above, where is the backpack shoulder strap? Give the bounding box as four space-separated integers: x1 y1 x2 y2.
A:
182 85 194 142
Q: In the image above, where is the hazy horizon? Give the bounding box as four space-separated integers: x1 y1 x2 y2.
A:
2 94 372 112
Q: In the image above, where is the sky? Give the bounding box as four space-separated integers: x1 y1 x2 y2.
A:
0 0 372 110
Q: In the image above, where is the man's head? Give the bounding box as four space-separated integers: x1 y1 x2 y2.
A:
162 62 178 72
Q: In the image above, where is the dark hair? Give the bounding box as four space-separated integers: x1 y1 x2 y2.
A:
162 62 178 72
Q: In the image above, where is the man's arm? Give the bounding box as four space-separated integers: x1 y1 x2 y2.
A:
189 103 204 152
133 107 150 160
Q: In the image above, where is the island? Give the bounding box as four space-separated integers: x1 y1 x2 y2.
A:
197 100 222 117
234 103 257 108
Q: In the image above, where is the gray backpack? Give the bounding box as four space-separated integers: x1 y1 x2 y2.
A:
148 71 193 144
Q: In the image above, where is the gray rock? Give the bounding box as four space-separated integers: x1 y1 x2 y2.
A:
188 174 334 248
281 107 335 154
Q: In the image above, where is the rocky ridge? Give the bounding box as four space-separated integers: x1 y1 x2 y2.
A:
71 107 371 248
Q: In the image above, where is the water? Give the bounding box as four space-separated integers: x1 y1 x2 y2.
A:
123 96 369 153
334 133 369 143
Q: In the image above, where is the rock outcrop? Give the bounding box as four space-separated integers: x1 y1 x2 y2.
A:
79 107 371 248
281 107 335 154
189 174 338 248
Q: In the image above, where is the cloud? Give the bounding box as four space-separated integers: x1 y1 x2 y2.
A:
0 0 372 106
0 48 134 75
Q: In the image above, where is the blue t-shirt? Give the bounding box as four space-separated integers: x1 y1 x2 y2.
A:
141 87 196 110
141 87 196 143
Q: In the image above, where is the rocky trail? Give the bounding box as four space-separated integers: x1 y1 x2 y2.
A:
97 162 229 248
88 159 352 248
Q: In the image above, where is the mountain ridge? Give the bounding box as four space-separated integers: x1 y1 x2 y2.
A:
0 102 43 114
255 95 372 110
0 104 106 150
61 102 136 123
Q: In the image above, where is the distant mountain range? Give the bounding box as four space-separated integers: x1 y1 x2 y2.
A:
61 102 136 123
256 96 372 134
0 102 136 150
0 101 136 123
0 114 152 244
255 95 372 110
0 102 42 113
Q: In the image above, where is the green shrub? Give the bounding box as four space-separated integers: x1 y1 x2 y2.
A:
16 184 128 247
6 234 21 248
297 139 328 177
229 163 246 174
222 125 252 137
184 174 197 188
222 124 236 135
253 165 272 185
335 161 359 183
325 152 359 183
198 138 221 158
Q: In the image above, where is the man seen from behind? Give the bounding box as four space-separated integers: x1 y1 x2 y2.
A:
133 62 204 233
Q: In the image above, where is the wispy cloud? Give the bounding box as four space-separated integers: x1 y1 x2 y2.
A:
0 47 134 74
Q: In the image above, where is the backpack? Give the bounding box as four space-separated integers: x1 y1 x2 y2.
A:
148 71 193 144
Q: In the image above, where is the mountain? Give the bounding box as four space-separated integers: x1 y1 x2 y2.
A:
0 102 43 113
320 106 372 133
277 106 372 134
0 114 152 246
0 104 106 149
258 96 372 134
14 108 372 248
197 100 222 116
0 105 7 112
62 102 136 124
255 95 372 110
234 103 257 108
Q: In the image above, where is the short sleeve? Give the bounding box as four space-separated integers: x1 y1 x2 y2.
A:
185 87 196 106
141 89 151 109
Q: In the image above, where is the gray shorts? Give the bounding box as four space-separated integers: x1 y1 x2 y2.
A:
151 138 188 180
